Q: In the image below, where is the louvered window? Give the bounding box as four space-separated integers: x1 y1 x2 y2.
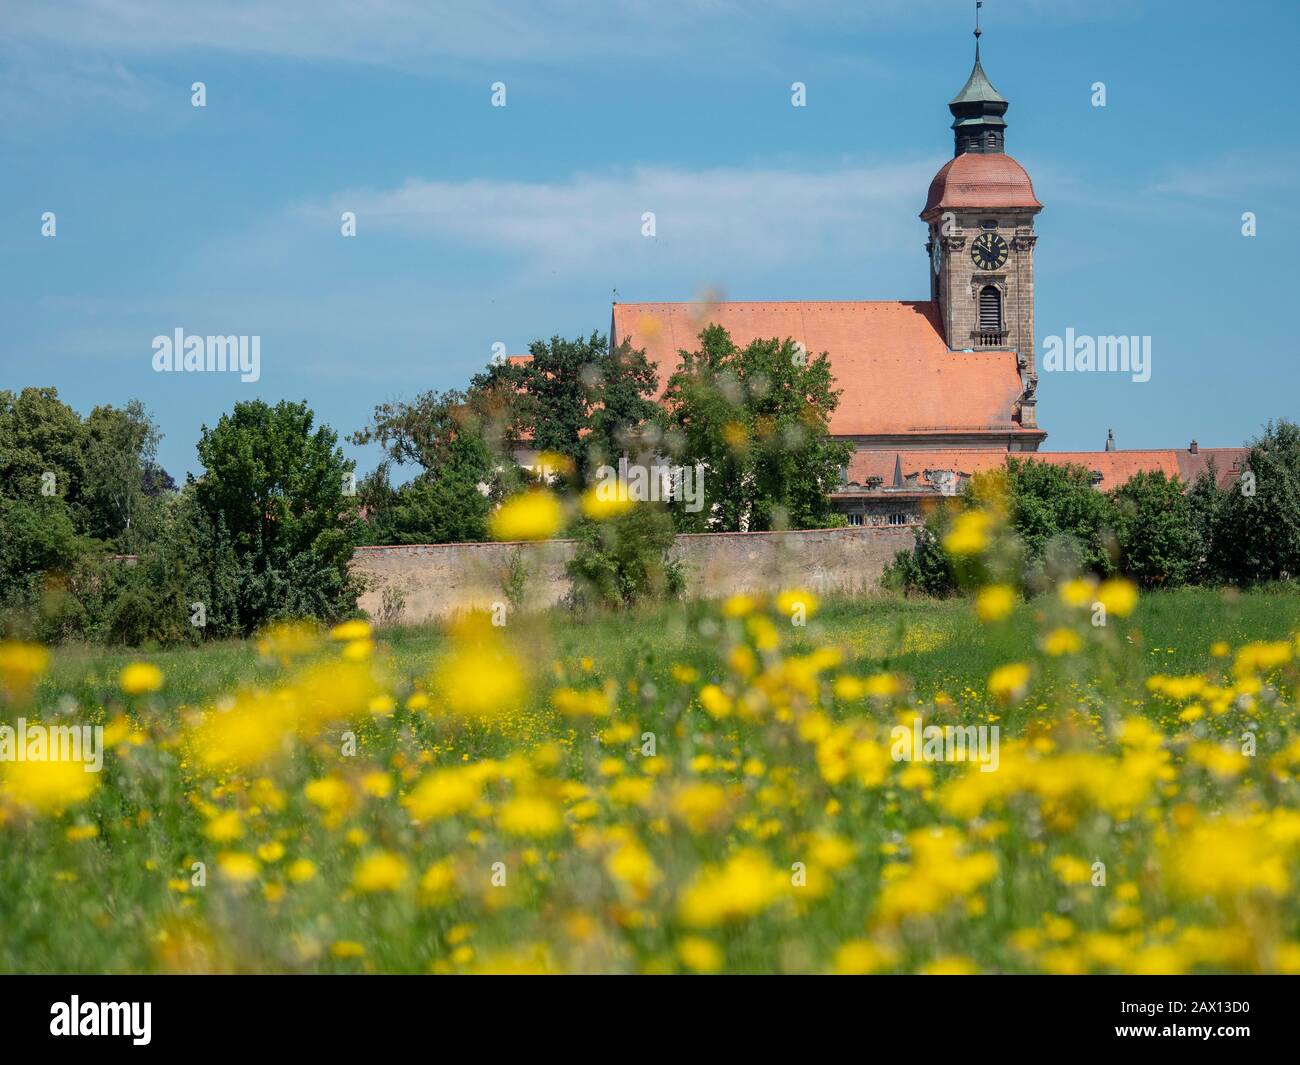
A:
979 285 1002 330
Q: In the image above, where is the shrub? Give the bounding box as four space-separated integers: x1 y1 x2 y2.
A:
883 513 956 597
567 504 680 609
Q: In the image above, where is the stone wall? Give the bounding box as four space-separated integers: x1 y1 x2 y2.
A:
353 525 916 625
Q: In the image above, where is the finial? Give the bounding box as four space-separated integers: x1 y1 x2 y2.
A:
975 1 983 57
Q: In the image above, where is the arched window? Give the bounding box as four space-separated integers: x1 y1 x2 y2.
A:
979 285 1002 331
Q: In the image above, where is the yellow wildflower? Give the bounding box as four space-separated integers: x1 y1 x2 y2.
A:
490 490 564 541
975 584 1016 622
119 662 163 695
353 851 410 893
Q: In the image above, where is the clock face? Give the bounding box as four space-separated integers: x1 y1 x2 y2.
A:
971 232 1009 271
931 239 942 275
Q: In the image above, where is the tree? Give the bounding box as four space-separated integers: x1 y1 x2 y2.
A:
195 399 359 632
508 333 602 476
351 389 496 543
1186 463 1228 584
585 338 661 472
1004 458 1117 578
471 332 661 481
0 387 87 517
351 389 484 472
1109 470 1202 588
0 497 87 626
660 325 851 532
82 400 168 549
882 505 958 597
361 468 492 546
1207 420 1300 584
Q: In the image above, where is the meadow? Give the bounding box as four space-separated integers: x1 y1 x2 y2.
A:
3 584 1300 974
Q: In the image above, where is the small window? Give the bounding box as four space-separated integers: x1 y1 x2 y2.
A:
979 285 1002 330
888 512 908 526
847 512 864 527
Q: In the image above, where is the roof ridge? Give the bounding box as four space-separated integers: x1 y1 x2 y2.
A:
614 299 934 307
1042 449 1180 456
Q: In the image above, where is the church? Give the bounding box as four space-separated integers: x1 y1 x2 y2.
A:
596 26 1247 526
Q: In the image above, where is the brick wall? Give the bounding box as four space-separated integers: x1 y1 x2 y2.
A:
352 525 917 624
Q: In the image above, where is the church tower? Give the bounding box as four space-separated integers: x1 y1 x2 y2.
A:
921 14 1043 428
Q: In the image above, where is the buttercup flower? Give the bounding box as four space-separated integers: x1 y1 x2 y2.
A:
975 584 1016 622
119 662 163 695
490 490 565 541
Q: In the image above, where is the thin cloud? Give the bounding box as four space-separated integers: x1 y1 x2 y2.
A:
4 0 1141 67
1149 153 1300 201
299 162 937 280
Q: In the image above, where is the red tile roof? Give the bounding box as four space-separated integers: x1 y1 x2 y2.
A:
610 300 1032 438
1029 450 1183 486
921 152 1042 218
1175 448 1251 490
843 447 1249 492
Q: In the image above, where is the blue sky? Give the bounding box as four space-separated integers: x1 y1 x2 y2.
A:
2 0 1296 482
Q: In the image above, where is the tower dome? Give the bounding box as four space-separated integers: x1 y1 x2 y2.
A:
921 151 1041 220
920 16 1041 221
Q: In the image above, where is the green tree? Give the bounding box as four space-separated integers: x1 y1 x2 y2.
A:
585 339 661 472
82 400 168 549
0 497 87 628
1005 458 1117 578
0 387 87 516
510 333 602 475
351 389 495 544
1208 420 1300 584
195 399 359 633
471 333 660 481
660 325 850 532
1187 463 1228 584
1109 470 1202 588
362 470 492 546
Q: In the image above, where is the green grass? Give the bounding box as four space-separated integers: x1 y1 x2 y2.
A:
38 586 1300 718
5 584 1300 974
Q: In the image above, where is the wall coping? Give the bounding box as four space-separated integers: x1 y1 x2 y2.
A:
351 524 911 553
